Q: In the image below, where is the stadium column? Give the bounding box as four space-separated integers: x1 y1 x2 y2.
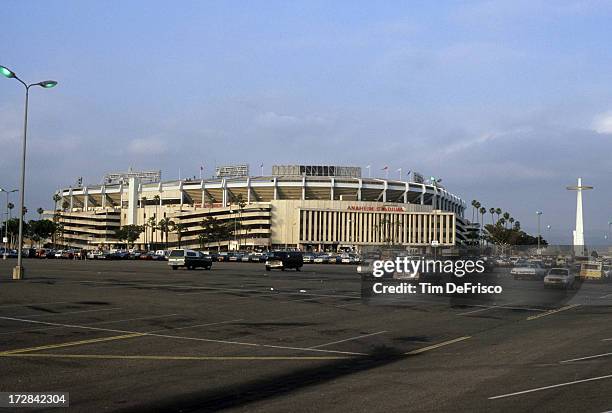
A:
158 182 163 206
246 177 251 204
330 177 335 200
357 178 362 201
101 186 106 208
404 182 409 203
273 177 278 200
83 187 88 211
127 177 139 225
420 184 426 205
201 180 206 207
382 180 387 202
222 178 227 206
179 181 184 210
69 187 73 210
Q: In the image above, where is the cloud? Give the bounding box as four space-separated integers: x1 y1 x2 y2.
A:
127 137 167 155
592 111 612 134
254 111 328 130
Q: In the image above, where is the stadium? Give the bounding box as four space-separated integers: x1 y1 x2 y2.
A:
50 165 470 252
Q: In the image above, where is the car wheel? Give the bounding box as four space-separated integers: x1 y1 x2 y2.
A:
266 267 271 271
171 266 178 271
296 267 301 272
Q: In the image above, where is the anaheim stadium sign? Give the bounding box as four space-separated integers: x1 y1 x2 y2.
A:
347 205 406 212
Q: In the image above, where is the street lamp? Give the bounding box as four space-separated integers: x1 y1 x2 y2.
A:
1 65 58 279
0 188 18 260
536 211 543 252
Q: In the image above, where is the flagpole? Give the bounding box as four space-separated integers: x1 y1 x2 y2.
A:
398 168 402 181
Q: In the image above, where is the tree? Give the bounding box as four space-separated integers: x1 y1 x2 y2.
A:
157 218 172 248
29 219 58 248
147 216 157 248
115 225 144 248
489 207 495 224
171 221 187 248
61 200 69 211
52 193 62 211
7 202 14 219
495 208 502 222
471 200 478 222
37 207 44 220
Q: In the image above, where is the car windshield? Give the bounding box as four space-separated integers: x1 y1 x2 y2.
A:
169 250 184 257
549 269 568 275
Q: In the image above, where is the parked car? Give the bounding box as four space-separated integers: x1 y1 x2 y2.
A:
168 249 213 270
544 268 575 289
313 254 330 264
511 262 547 280
303 253 315 263
265 251 303 271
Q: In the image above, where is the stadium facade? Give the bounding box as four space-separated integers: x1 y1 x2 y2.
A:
49 165 469 251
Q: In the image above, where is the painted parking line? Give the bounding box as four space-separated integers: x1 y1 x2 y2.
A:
0 353 351 361
526 304 580 321
560 352 612 363
310 331 388 349
405 336 471 355
599 293 612 299
457 306 502 316
0 333 144 355
489 374 612 400
0 316 365 356
0 314 179 336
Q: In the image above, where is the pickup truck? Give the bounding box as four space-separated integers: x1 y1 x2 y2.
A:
168 249 213 270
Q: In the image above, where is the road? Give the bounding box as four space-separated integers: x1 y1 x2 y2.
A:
0 260 611 412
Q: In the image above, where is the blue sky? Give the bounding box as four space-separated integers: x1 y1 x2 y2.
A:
2 0 612 244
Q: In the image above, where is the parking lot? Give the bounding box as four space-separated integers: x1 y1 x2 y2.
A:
1 259 611 412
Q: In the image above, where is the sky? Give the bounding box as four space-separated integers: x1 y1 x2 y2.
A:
2 0 612 244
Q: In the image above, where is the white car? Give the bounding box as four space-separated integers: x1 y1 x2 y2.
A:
544 268 575 289
511 262 547 280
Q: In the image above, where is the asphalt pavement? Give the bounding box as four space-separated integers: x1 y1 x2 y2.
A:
0 259 611 412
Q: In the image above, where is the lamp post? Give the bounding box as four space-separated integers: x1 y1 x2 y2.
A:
1 65 58 279
536 211 543 253
0 188 18 259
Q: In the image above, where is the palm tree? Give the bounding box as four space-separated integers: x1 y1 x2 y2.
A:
147 216 157 249
7 202 14 219
514 220 521 230
495 208 502 223
489 208 495 224
479 207 486 244
153 195 160 244
471 200 478 222
52 193 61 211
509 217 515 228
157 218 172 248
37 207 44 220
171 221 187 248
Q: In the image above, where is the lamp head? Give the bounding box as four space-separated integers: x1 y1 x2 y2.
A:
38 80 58 88
0 66 16 79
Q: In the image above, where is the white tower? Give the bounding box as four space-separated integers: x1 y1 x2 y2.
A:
566 177 593 255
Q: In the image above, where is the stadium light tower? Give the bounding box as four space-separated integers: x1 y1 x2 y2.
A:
1 65 58 279
566 177 593 257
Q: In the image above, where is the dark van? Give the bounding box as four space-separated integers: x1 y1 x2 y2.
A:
265 251 303 271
